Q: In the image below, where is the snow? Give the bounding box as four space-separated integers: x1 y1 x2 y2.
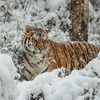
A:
88 1 100 44
0 54 19 100
0 1 5 7
0 0 100 100
47 0 65 11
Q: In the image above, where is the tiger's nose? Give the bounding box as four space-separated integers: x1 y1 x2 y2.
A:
39 48 43 51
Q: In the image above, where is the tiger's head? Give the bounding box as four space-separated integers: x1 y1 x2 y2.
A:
21 25 49 57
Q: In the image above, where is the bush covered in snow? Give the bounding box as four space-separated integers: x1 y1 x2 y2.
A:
89 0 100 43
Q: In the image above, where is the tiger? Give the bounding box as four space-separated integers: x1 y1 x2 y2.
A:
20 25 100 81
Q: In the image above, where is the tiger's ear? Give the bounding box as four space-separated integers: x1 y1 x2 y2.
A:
25 25 32 33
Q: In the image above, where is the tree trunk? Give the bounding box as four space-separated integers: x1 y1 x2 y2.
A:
69 0 89 42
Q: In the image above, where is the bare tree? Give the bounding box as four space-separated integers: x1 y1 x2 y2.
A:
69 0 89 42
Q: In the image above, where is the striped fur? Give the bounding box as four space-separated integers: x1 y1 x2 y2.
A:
20 25 100 81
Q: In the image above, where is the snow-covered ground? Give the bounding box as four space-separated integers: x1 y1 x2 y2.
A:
0 53 100 100
0 54 19 100
0 0 100 100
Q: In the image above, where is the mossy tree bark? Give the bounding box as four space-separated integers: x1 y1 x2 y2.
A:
69 0 89 42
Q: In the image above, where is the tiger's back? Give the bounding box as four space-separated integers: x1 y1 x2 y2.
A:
20 25 100 81
46 41 99 73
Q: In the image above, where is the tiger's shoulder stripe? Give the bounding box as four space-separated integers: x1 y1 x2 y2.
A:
82 42 89 63
88 44 94 58
66 43 75 73
77 42 86 69
73 43 81 69
64 44 71 73
78 43 87 66
47 40 60 71
74 43 84 69
84 43 92 61
70 43 80 70
68 43 78 70
61 43 69 74
90 44 96 58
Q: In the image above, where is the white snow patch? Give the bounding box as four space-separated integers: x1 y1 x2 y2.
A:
0 54 19 100
47 0 65 11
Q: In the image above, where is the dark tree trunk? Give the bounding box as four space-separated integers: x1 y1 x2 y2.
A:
69 0 89 42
